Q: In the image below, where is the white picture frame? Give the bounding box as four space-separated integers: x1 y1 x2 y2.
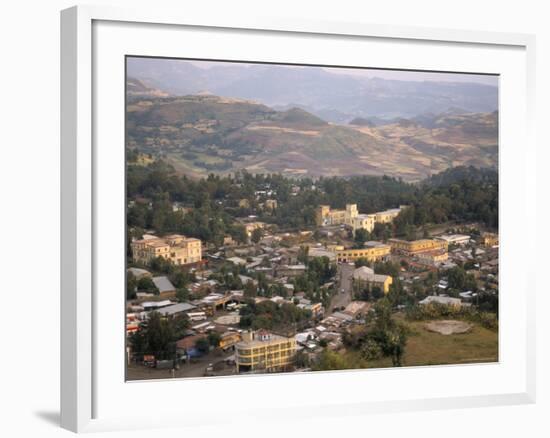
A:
60 4 537 433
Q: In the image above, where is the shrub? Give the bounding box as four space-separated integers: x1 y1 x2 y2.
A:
361 338 383 361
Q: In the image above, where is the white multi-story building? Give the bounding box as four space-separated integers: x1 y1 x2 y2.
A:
316 203 406 234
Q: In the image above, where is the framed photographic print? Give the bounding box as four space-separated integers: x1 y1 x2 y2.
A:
61 5 536 433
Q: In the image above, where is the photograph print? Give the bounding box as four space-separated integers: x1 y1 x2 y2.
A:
125 57 499 380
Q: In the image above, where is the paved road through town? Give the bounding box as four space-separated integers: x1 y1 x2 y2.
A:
127 350 236 380
329 263 355 313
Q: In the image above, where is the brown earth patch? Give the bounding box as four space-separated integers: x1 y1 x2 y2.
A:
424 320 473 335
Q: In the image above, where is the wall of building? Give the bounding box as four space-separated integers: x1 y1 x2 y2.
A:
336 245 391 263
131 235 202 266
235 333 297 372
389 239 448 255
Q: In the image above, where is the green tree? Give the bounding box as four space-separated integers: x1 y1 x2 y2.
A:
252 315 272 330
244 280 258 298
373 260 400 277
149 256 174 275
176 287 190 303
251 227 263 244
447 266 476 291
354 257 370 268
366 298 409 367
294 350 311 368
314 349 349 371
361 338 383 360
172 314 190 339
195 337 210 354
354 228 369 246
297 245 309 265
411 280 426 300
387 279 407 307
207 331 221 348
137 277 159 294
129 312 176 360
371 286 384 301
229 225 248 245
386 323 408 366
127 271 137 299
171 271 190 288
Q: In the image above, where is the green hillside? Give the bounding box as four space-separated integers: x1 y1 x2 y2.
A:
126 92 498 181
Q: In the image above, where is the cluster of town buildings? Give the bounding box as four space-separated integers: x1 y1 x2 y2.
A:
334 237 448 267
127 196 499 378
126 271 387 375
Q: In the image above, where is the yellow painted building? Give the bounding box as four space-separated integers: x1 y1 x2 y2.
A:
351 214 376 233
308 302 324 318
238 199 250 208
235 330 296 373
336 242 391 263
482 232 499 247
131 234 202 266
374 208 403 224
223 235 236 246
243 221 266 238
415 249 449 265
352 266 393 293
388 238 448 255
219 331 242 350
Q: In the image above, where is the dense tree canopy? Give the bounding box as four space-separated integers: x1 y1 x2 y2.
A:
129 312 190 360
238 299 312 331
127 161 498 245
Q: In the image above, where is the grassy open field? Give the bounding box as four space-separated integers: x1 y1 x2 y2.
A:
345 317 498 369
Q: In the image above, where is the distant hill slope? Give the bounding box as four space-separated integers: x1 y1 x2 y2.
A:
126 92 498 181
126 58 498 122
349 117 376 127
127 77 169 99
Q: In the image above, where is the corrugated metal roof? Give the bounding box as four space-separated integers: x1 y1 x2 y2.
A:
157 302 196 316
127 267 151 277
152 276 175 292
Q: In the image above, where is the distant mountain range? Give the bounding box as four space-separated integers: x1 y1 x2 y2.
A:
126 58 498 122
127 77 169 99
126 88 498 181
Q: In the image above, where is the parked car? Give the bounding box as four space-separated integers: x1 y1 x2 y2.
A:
143 355 155 367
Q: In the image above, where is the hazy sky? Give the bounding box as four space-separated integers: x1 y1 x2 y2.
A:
189 60 498 87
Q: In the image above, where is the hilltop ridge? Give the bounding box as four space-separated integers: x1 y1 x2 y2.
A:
126 92 497 181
